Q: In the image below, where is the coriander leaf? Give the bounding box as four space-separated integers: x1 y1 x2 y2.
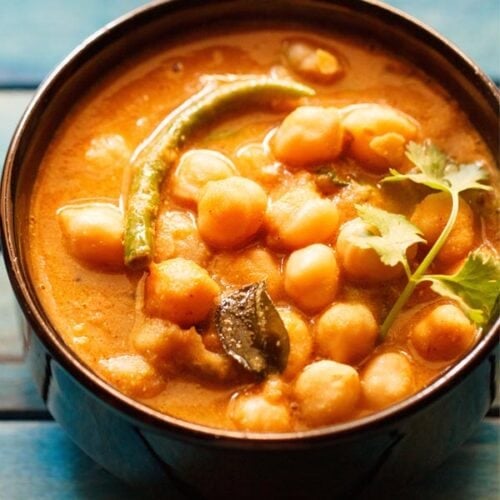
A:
383 141 491 194
383 141 450 191
426 250 500 325
406 140 448 183
352 204 426 268
379 141 493 338
443 161 492 193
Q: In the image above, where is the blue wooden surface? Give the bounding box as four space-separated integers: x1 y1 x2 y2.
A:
0 0 498 87
0 423 144 500
389 0 500 79
0 419 496 500
0 1 498 498
0 0 146 86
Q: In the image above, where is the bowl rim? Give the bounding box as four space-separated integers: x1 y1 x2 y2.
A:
1 0 499 448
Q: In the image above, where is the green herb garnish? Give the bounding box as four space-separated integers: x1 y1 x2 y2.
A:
356 141 495 338
426 250 500 325
385 141 491 194
353 204 425 276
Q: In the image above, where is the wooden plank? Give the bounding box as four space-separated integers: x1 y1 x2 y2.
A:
0 260 24 360
0 420 496 499
0 91 35 359
0 92 32 359
0 363 46 415
0 1 497 86
0 0 146 85
388 0 500 79
0 90 34 165
0 422 143 500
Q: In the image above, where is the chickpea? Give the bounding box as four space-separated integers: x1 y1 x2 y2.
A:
58 203 124 269
410 304 476 362
361 352 414 409
334 183 386 226
171 149 237 205
154 210 210 265
132 316 174 364
266 187 339 250
336 218 404 282
197 177 267 249
284 244 340 313
279 308 313 379
293 360 360 425
283 39 343 83
210 247 283 299
342 104 419 172
132 318 232 381
229 390 291 432
145 258 220 327
261 375 290 403
235 143 282 188
411 192 475 265
316 303 378 364
98 355 163 398
85 134 130 167
271 106 345 167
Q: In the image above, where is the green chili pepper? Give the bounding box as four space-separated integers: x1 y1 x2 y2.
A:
124 77 315 269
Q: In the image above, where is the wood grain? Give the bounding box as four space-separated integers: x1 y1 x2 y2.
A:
388 0 499 79
0 0 146 86
0 1 497 86
0 420 496 500
0 90 33 165
0 422 143 500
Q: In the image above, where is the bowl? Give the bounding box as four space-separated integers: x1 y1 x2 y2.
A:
1 0 498 497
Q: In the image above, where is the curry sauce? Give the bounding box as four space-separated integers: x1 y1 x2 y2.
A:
28 28 499 432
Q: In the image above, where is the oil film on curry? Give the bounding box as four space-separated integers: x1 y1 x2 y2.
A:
28 29 499 432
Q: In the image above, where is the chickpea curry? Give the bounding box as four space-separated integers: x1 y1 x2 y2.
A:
29 29 499 432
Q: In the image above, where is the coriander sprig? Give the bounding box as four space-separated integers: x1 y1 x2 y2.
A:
357 141 495 338
425 250 500 326
352 204 425 279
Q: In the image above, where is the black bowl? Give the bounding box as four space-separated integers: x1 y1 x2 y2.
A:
1 1 498 498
